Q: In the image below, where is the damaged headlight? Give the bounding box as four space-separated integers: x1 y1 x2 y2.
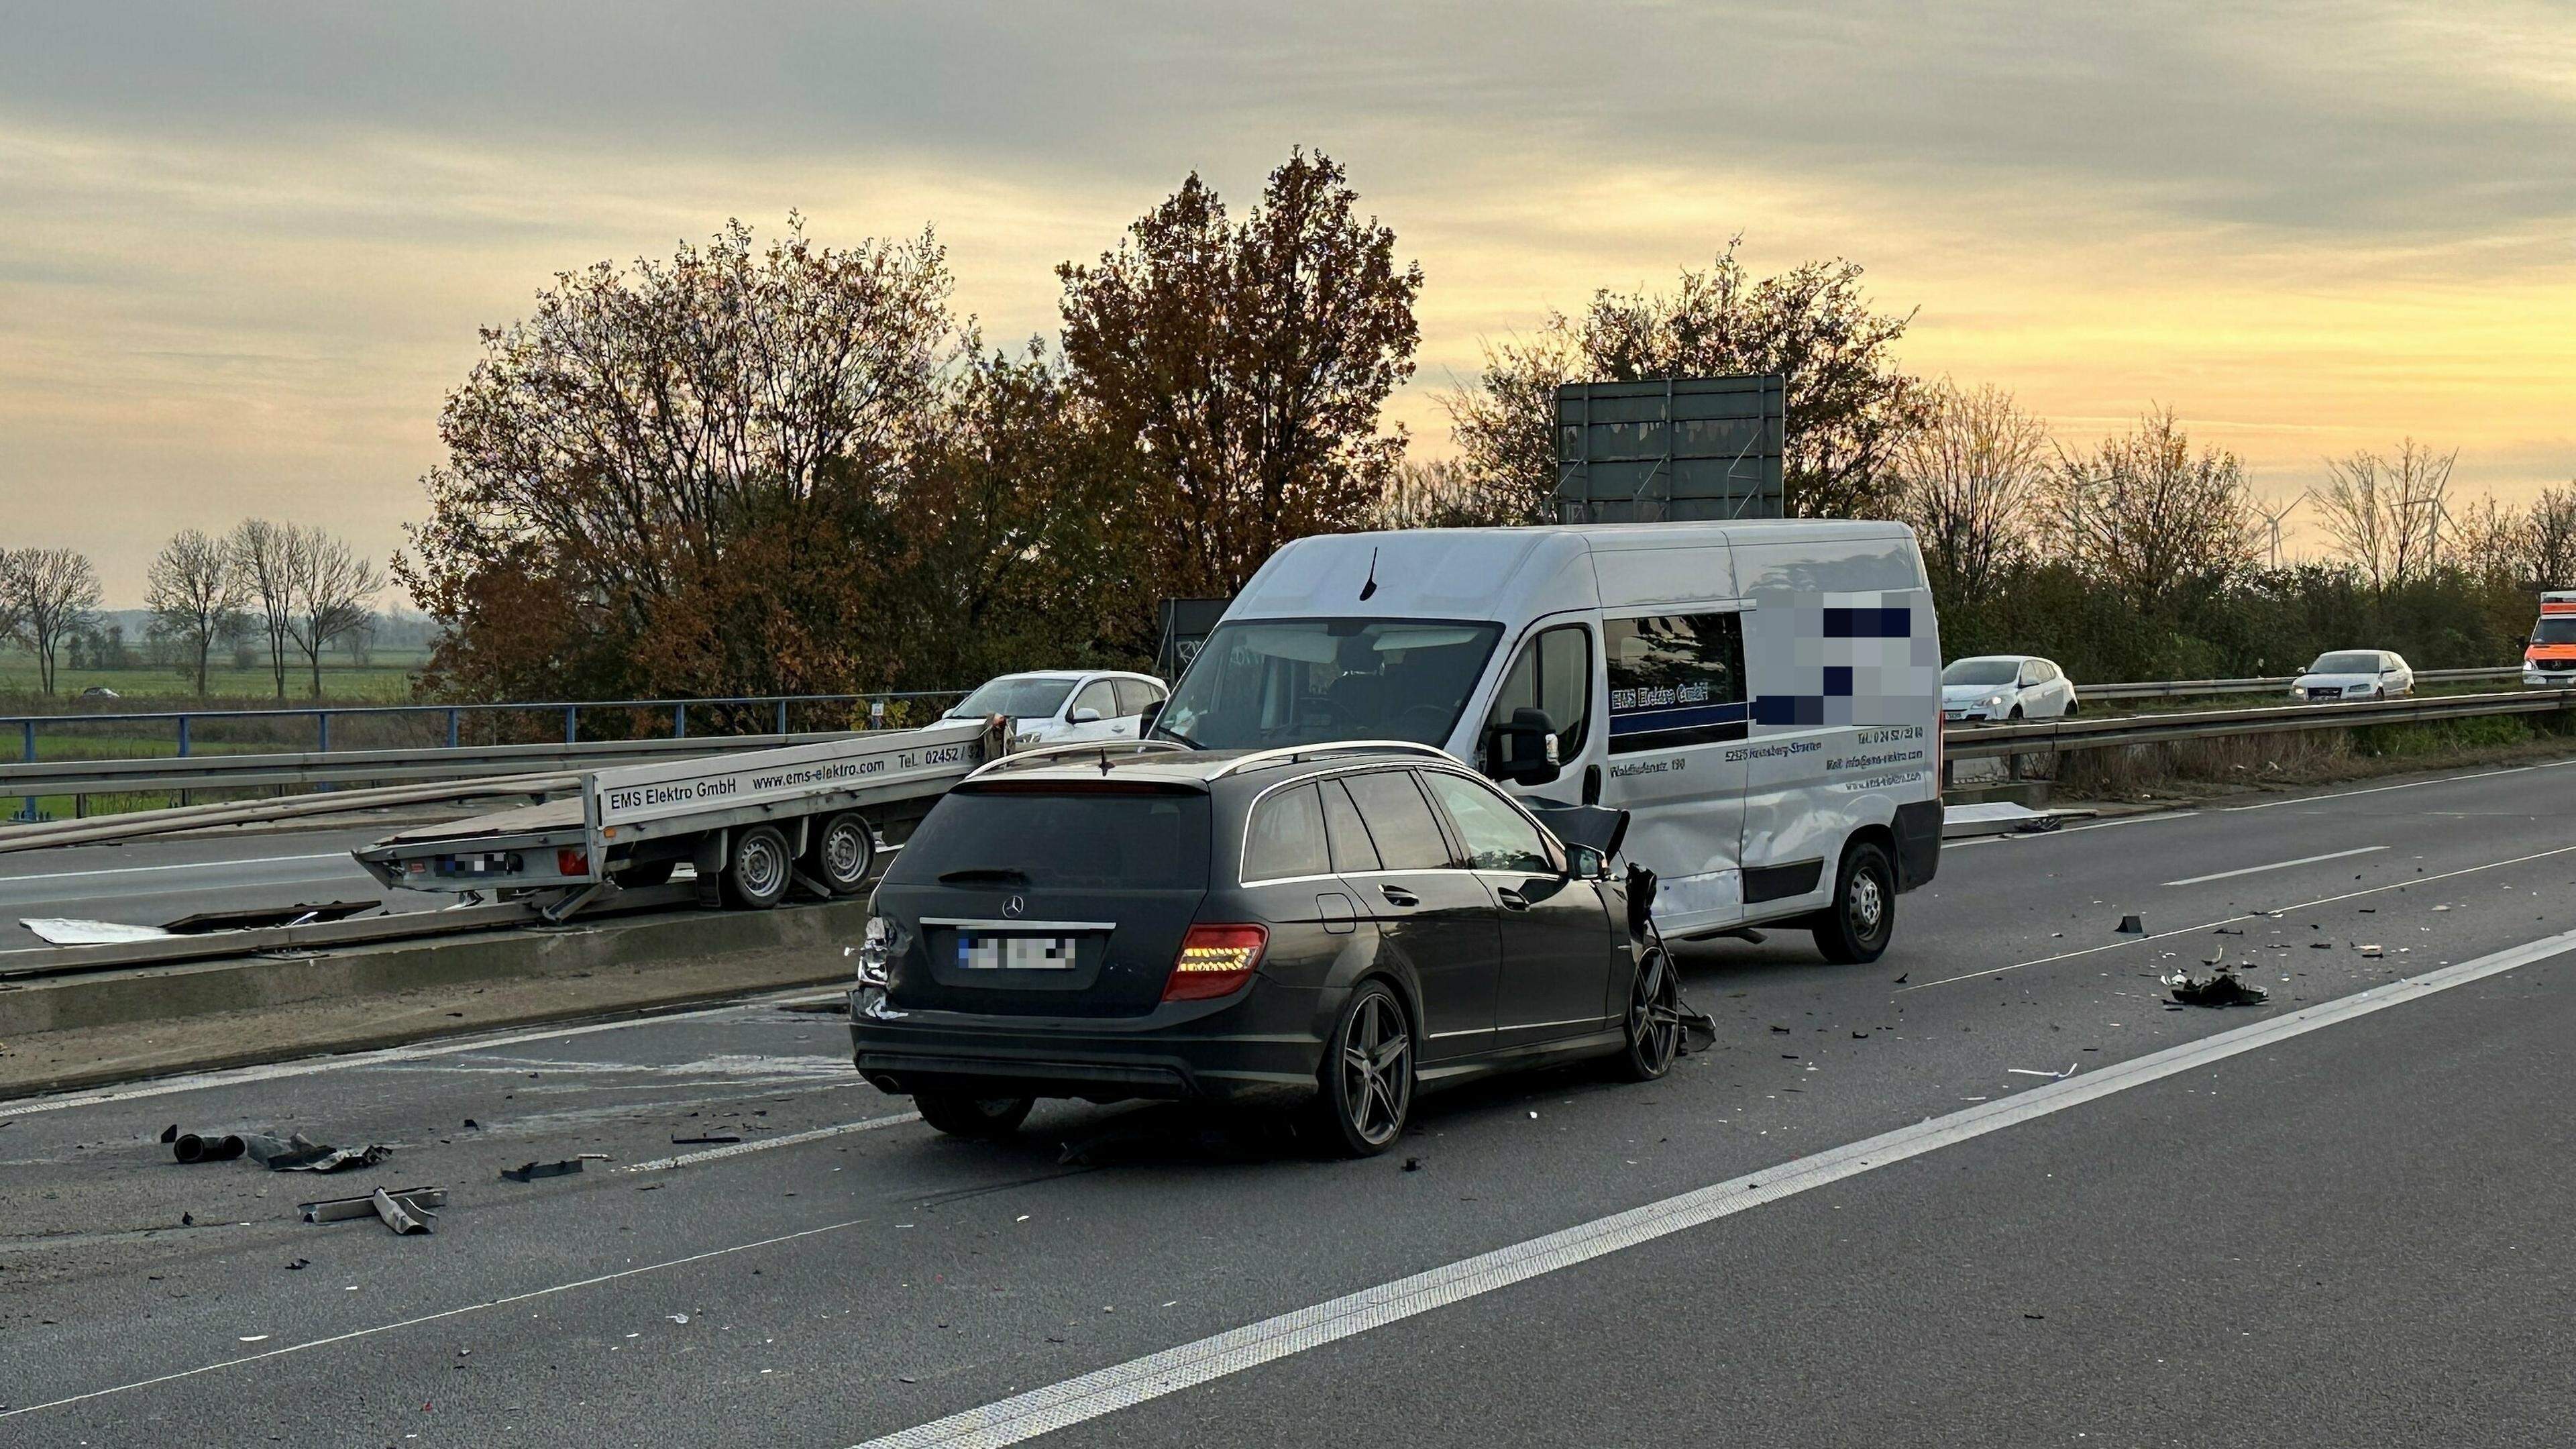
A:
1982 694 2007 709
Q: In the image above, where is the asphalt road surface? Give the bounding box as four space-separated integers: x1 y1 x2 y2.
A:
2 758 2571 1446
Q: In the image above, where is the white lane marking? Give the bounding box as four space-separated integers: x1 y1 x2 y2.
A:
13 926 2569 1430
2222 765 2534 811
847 928 2576 1449
0 1212 879 1422
624 1112 920 1171
1900 839 2576 993
0 988 849 1116
1946 810 2198 847
0 851 350 885
2163 845 2386 887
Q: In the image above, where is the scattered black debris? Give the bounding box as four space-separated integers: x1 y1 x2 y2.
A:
499 1159 584 1183
1891 973 1908 984
180 1212 195 1226
671 1134 741 1146
2167 970 2271 1008
2310 941 2334 949
2024 1312 2045 1320
1851 1030 1870 1039
779 1000 853 1016
2116 914 2145 935
164 900 378 934
462 1119 480 1131
172 1132 247 1165
1403 1157 1422 1172
284 1258 310 1270
303 1185 446 1225
1768 1026 1790 1034
159 1124 179 1143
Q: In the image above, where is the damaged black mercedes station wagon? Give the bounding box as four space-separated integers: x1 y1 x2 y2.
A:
848 742 1686 1156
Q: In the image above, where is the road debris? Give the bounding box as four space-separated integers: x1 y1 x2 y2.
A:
2165 969 2271 1008
670 1134 741 1146
2006 1063 2080 1080
2359 943 2384 958
247 1132 393 1173
372 1186 434 1234
171 1132 247 1164
303 1186 447 1225
2116 914 2145 934
499 1159 585 1183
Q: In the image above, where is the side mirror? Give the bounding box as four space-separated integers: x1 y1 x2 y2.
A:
1568 843 1611 881
1138 698 1166 733
1071 707 1102 724
1487 706 1561 786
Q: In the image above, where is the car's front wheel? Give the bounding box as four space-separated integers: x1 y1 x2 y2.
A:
1613 947 1683 1081
1308 981 1414 1157
1811 840 1897 965
914 1090 1035 1140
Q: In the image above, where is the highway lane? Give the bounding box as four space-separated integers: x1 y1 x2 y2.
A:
0 825 435 947
0 761 2569 1444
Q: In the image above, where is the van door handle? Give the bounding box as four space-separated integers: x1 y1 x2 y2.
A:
1495 888 1529 911
1378 884 1419 908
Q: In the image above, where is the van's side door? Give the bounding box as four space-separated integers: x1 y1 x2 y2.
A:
1477 621 1600 802
1597 608 1752 930
1336 769 1501 1062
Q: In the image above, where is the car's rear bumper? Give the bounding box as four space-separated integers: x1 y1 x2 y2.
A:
848 985 1330 1108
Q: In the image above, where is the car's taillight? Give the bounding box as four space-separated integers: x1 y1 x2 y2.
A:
1164 924 1267 1002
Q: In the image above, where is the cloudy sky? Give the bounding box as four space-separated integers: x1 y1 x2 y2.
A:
3 1 2571 602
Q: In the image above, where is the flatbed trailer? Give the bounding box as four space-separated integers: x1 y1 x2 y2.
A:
354 718 1008 920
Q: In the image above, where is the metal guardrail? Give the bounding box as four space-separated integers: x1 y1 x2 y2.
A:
2078 666 2520 700
1948 686 2576 759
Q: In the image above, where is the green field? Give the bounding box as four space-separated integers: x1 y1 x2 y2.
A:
0 651 429 708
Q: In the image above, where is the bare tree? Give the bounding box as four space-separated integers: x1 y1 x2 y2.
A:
2 547 104 695
146 528 246 696
2041 407 2257 615
230 519 301 699
2313 440 2457 589
2443 493 2528 587
1892 380 2050 598
2526 483 2576 588
1366 457 1534 530
283 527 384 698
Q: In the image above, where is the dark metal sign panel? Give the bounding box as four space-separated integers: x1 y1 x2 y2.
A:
1554 374 1785 522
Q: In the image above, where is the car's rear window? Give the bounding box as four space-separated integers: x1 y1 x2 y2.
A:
889 788 1210 890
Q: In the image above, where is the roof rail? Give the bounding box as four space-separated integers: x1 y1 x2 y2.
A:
964 738 1193 781
1205 740 1461 781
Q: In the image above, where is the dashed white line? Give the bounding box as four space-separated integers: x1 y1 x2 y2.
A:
2221 765 2534 811
625 1112 920 1171
2163 845 2385 887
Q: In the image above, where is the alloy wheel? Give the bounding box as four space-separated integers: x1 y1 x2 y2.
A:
1339 991 1411 1148
1627 951 1684 1075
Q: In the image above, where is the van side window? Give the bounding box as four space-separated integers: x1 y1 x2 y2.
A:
1320 779 1382 873
1602 613 1748 754
1341 770 1453 870
1484 625 1591 761
1242 784 1330 881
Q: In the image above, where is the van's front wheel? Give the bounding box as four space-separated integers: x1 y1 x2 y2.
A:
1811 841 1896 964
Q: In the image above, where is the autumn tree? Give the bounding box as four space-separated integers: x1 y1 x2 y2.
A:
1444 239 1926 521
2524 483 2576 588
2041 407 2257 616
1893 381 2050 598
230 519 301 698
283 527 383 696
2313 440 2457 589
1058 150 1424 597
1 547 103 694
400 217 953 705
146 528 246 695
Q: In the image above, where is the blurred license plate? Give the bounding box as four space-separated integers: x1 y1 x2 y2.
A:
957 934 1077 971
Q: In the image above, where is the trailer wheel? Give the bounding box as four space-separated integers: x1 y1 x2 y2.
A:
720 824 794 910
801 811 875 896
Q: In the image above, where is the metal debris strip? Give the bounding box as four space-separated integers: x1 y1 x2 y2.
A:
670 1134 741 1146
2006 1063 2081 1080
371 1187 433 1234
2164 969 2272 1008
499 1159 585 1183
302 1185 446 1225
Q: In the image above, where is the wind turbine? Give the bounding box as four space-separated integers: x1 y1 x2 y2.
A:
2254 491 2309 570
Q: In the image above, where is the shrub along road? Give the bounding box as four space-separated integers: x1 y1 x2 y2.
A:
0 760 2570 1445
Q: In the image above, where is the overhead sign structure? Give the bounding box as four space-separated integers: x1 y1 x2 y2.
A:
1553 373 1786 523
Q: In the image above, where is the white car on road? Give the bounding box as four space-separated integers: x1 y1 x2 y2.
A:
1941 655 2078 720
2292 650 2412 702
941 670 1169 747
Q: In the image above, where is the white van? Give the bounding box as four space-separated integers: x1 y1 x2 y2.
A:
1149 521 1945 961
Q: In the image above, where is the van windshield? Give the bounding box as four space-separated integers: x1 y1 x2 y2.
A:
2533 618 2576 645
1151 618 1505 751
